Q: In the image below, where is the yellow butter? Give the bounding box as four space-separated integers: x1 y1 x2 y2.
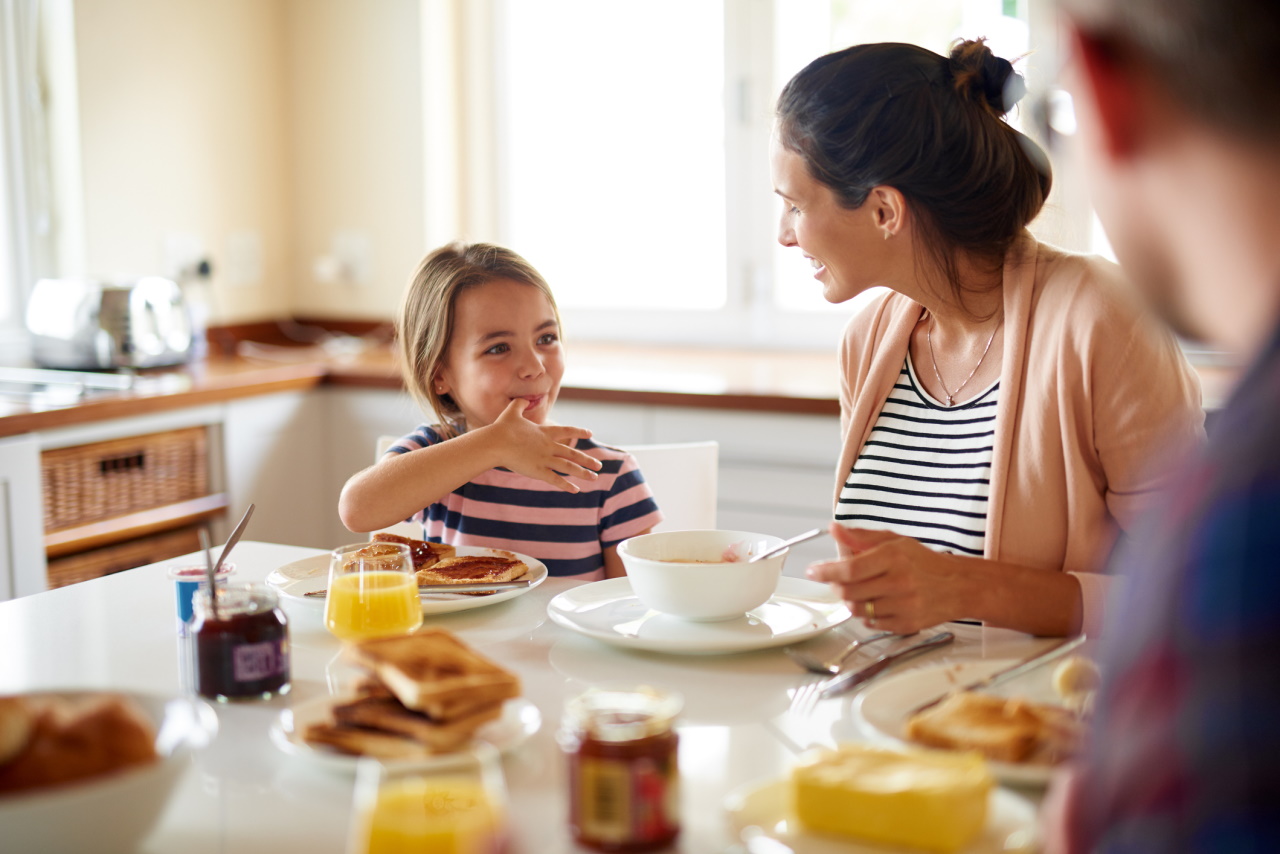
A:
789 743 992 853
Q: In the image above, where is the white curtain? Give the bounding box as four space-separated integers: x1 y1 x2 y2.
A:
0 0 54 356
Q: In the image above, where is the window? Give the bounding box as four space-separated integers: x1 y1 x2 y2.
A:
0 0 71 363
492 0 1054 350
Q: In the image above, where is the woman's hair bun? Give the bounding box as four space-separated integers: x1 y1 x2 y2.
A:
948 38 1026 115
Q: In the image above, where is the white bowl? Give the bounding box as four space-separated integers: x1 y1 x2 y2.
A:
618 530 788 621
0 691 217 854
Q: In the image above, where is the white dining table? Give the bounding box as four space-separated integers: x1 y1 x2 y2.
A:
0 541 1060 853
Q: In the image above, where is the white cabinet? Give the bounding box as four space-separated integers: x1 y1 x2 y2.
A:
220 391 328 548
0 434 47 600
4 388 842 597
319 387 423 546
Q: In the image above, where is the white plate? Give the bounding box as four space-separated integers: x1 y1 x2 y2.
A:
852 659 1061 786
269 694 542 773
724 778 1039 854
545 576 852 655
266 547 548 615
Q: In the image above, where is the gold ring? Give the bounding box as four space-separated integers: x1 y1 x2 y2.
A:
865 599 876 624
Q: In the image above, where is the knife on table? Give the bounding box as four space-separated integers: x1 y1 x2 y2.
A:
303 579 533 597
904 633 1088 717
819 631 956 699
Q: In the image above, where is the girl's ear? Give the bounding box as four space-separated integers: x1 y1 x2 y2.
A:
432 370 450 396
868 186 907 239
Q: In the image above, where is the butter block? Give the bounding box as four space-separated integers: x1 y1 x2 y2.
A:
789 743 992 853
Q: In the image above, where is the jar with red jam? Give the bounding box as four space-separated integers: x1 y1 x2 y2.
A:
558 686 682 852
191 582 291 702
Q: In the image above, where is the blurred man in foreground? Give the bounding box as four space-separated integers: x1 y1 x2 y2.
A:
1048 0 1280 849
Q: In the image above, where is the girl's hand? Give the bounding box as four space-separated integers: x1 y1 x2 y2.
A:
484 398 603 492
806 522 969 634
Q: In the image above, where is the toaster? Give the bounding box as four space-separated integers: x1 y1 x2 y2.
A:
27 277 194 369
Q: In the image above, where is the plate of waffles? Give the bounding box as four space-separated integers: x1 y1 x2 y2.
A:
266 544 548 615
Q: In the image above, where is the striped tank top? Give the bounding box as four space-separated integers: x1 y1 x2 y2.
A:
835 354 999 557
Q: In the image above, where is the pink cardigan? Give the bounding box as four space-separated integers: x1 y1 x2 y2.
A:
834 235 1205 636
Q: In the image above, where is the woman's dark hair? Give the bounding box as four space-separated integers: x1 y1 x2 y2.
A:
776 39 1051 308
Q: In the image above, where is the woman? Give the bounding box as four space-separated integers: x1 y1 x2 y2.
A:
772 40 1203 637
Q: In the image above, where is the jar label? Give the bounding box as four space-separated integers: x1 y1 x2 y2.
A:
233 640 286 682
575 755 679 845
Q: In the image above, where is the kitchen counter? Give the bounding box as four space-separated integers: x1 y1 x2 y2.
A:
0 337 1239 439
0 341 846 439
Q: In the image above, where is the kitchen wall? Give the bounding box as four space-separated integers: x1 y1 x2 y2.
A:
70 0 426 325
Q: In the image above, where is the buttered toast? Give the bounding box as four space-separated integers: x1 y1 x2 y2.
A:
330 695 504 752
301 628 521 759
904 691 1084 764
345 628 521 718
301 721 433 760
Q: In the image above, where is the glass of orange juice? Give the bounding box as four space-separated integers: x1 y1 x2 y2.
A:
325 542 424 641
348 743 510 854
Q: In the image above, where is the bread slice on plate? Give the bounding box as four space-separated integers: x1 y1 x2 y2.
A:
345 628 521 719
417 553 526 584
371 533 456 570
330 695 505 753
904 691 1044 763
301 721 433 760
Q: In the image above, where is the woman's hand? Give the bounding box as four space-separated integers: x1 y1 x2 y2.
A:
806 522 971 634
481 398 603 492
807 522 1084 636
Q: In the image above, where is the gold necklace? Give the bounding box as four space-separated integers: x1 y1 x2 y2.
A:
925 313 1002 407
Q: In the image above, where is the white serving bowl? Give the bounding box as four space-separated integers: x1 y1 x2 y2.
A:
0 690 217 854
618 530 788 621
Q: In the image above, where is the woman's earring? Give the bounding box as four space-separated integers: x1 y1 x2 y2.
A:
883 230 892 241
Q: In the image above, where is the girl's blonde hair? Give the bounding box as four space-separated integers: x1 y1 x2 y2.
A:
397 242 562 439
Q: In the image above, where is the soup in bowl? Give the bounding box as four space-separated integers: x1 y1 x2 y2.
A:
618 530 788 621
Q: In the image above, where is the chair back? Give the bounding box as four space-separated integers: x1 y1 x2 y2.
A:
617 441 719 532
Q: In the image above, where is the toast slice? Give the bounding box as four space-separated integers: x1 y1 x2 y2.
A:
371 533 456 570
345 628 521 719
904 691 1043 763
301 721 433 760
416 554 527 588
330 695 505 753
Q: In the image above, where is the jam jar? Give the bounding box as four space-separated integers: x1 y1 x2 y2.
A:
191 582 291 702
559 686 682 852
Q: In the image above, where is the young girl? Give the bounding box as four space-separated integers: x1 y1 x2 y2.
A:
338 242 661 579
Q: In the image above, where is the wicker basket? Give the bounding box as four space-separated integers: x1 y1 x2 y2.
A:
45 525 205 589
41 427 210 532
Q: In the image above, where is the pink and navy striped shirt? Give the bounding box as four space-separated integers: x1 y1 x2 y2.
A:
386 426 662 579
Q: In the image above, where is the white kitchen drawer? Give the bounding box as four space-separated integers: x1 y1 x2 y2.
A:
651 408 840 467
719 462 834 515
553 400 653 446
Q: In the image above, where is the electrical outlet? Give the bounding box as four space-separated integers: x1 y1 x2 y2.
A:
226 230 263 287
332 230 372 286
163 231 205 281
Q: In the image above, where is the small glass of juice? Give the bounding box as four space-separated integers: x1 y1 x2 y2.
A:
325 541 424 641
348 743 510 854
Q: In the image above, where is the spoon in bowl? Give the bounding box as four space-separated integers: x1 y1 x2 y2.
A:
722 528 828 563
751 527 827 562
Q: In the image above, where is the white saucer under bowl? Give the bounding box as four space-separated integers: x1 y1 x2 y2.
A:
546 576 852 655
